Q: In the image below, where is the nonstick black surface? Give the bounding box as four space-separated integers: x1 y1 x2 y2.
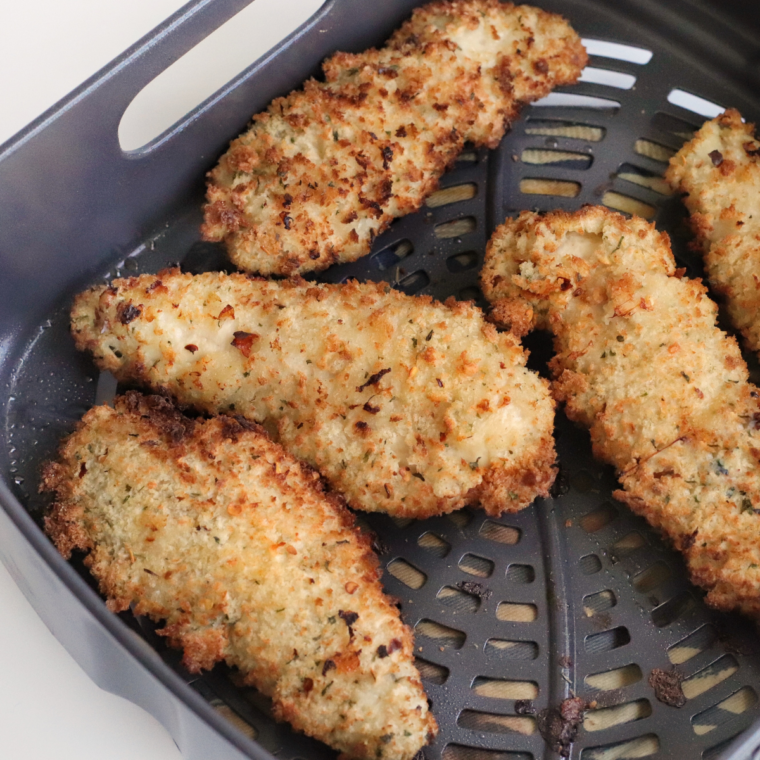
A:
3 1 760 759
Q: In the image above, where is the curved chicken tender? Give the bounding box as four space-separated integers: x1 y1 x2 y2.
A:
201 0 586 275
42 392 436 760
71 272 556 518
666 108 760 356
482 206 760 619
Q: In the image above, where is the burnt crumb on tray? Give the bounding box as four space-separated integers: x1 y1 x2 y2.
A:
648 667 686 707
454 581 492 600
537 697 587 758
514 699 535 715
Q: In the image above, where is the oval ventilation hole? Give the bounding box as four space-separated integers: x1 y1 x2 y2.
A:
390 516 413 529
531 93 621 111
396 270 430 295
525 118 605 142
585 626 631 654
634 138 675 163
652 591 695 628
418 532 450 558
438 585 481 614
486 639 539 661
581 39 653 64
632 562 672 594
580 503 617 532
584 699 652 732
580 554 603 575
692 686 758 736
480 520 521 545
414 619 465 650
520 178 581 197
610 531 647 559
426 183 477 208
387 558 426 589
496 602 537 623
650 111 700 142
458 286 484 302
458 709 536 736
415 656 449 685
572 470 596 492
521 149 593 169
579 67 636 90
118 0 326 151
435 217 476 238
447 251 479 273
459 553 494 578
668 625 718 666
583 590 617 617
213 703 258 740
703 734 750 760
372 239 413 271
616 164 673 196
682 655 739 700
446 509 473 529
667 89 725 119
505 564 535 584
602 191 656 219
586 664 643 691
443 744 533 760
581 734 659 760
471 677 539 701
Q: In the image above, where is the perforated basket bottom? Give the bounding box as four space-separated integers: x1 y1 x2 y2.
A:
7 3 760 759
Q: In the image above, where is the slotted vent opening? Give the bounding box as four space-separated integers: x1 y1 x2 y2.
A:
480 520 521 545
415 656 450 685
435 217 476 239
524 118 605 141
586 664 643 691
584 589 617 616
532 92 620 111
581 503 617 532
616 163 673 196
652 591 695 628
426 183 477 208
581 734 660 760
584 699 652 732
438 585 481 614
610 531 647 559
457 710 536 736
396 270 430 295
602 191 656 219
387 558 426 589
521 148 592 169
442 745 533 760
415 619 465 650
682 656 739 700
668 625 718 665
634 138 675 162
632 562 672 594
418 531 451 558
485 639 539 661
471 677 539 700
581 38 653 64
505 564 535 584
496 602 537 623
520 178 581 197
371 239 413 271
579 67 636 89
580 554 603 575
692 687 758 736
446 509 473 529
650 111 700 142
212 702 258 740
447 251 479 273
585 626 631 654
459 554 494 578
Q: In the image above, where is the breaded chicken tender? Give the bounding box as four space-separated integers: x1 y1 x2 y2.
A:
71 273 556 518
482 206 760 618
42 392 436 760
202 0 586 275
666 109 760 356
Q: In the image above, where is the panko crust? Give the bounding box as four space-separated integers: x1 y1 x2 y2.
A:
483 206 760 619
201 0 586 276
71 272 556 518
666 109 760 356
42 392 436 760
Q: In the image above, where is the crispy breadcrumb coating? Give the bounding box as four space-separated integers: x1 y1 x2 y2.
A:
70 272 556 518
42 393 436 760
666 108 760 356
201 0 586 276
482 206 760 618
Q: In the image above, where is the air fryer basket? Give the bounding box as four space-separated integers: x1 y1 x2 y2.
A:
2 1 760 759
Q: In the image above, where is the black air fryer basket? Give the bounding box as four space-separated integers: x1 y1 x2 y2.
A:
3 1 760 758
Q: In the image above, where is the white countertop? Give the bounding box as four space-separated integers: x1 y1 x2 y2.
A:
0 1 321 758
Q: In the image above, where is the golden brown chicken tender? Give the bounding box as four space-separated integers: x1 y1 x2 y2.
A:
482 206 760 619
71 272 556 518
666 108 760 356
42 392 436 760
201 0 586 275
